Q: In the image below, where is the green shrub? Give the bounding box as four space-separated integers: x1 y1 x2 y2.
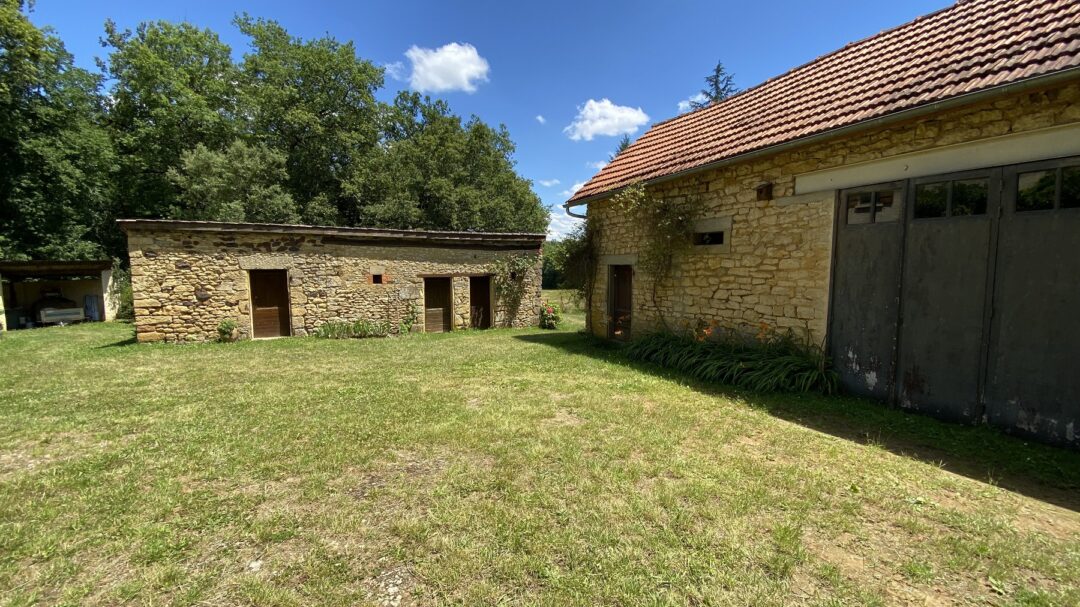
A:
314 321 354 339
314 319 392 339
111 267 135 321
624 328 839 395
397 303 419 335
217 318 238 342
539 302 561 329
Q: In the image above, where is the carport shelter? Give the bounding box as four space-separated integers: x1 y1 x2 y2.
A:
0 260 117 331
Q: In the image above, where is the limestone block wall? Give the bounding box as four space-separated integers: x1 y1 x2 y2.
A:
587 81 1080 342
127 229 542 343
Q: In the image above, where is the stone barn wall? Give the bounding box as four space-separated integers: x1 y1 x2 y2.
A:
125 225 543 343
585 81 1080 343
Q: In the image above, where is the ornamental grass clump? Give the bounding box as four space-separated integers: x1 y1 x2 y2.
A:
314 319 392 339
624 326 839 395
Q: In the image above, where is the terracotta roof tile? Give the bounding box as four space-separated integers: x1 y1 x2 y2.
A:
568 0 1080 204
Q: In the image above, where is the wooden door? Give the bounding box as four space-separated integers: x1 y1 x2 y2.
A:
424 277 452 333
609 265 633 340
249 270 291 338
469 275 492 329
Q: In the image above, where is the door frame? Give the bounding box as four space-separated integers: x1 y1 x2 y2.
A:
423 275 454 333
607 264 633 340
247 268 292 339
469 274 493 329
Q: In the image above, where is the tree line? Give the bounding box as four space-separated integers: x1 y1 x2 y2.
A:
0 0 548 263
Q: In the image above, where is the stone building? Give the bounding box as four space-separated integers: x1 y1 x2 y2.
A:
564 0 1080 447
120 220 544 343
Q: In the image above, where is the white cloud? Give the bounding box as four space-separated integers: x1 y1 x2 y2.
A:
560 181 585 197
547 205 584 240
677 92 709 113
537 178 560 187
535 114 546 124
405 42 490 93
384 61 406 81
586 160 607 170
563 98 649 141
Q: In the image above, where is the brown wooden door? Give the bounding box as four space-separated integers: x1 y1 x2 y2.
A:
469 276 492 329
609 265 632 340
249 270 291 338
424 277 452 333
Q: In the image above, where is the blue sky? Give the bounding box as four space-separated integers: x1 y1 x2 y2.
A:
29 0 949 238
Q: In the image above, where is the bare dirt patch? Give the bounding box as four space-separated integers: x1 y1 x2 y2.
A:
542 409 584 427
0 431 113 480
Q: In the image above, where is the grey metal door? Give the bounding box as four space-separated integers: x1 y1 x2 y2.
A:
895 172 997 422
983 160 1080 445
829 182 905 399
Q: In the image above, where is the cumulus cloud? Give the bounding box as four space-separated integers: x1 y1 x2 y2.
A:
384 61 406 81
563 99 649 141
537 178 560 187
586 160 607 170
405 42 490 93
547 204 584 240
535 114 546 124
560 181 585 197
677 92 709 113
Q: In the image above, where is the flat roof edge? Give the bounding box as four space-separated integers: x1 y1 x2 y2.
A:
117 219 546 245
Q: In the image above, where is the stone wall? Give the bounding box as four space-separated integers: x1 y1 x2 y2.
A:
127 229 542 343
586 81 1080 342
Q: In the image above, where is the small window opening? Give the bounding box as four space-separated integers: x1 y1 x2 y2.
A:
372 274 384 284
844 184 903 225
693 231 725 246
1017 166 1080 212
1017 170 1056 212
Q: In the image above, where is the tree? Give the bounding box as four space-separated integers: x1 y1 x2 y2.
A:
0 0 115 260
609 134 632 162
234 14 385 225
690 61 738 110
167 141 300 224
345 91 547 233
2 7 549 263
99 19 238 230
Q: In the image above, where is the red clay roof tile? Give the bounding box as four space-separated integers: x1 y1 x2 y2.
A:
567 0 1080 204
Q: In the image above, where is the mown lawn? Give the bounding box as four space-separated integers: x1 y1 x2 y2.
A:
1 315 1078 606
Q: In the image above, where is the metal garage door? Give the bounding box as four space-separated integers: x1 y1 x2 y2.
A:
829 156 1080 447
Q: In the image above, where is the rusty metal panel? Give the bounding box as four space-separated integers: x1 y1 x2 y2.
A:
984 163 1080 447
829 188 904 400
896 216 992 422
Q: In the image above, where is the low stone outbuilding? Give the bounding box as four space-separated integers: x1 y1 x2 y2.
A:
565 0 1080 447
120 220 544 343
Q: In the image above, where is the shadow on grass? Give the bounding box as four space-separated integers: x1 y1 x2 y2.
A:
94 336 138 349
515 331 1080 512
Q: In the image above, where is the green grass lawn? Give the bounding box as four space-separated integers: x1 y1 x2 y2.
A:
1 318 1078 606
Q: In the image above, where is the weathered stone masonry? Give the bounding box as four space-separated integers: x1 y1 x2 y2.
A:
122 222 544 343
586 82 1080 342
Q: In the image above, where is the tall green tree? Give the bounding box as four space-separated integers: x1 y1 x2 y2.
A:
690 60 738 109
234 14 383 225
609 134 632 162
2 7 548 264
167 141 300 224
0 0 115 260
99 19 238 229
347 91 547 233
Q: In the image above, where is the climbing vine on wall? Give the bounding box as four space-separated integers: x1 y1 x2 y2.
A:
492 253 537 321
612 182 696 329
